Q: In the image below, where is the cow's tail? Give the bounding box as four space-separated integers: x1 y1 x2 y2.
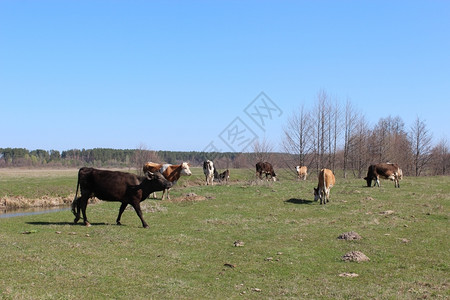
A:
71 171 80 217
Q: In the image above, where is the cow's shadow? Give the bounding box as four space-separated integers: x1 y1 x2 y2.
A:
284 198 314 205
26 221 107 226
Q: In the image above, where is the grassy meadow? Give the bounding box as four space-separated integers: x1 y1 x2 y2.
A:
0 167 449 299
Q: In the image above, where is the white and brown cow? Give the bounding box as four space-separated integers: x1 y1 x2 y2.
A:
364 163 402 188
256 161 277 181
143 162 192 199
314 168 335 204
296 165 308 180
203 160 215 185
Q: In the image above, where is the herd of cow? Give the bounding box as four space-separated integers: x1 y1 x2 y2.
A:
70 160 403 228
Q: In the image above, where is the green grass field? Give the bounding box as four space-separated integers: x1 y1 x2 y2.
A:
0 168 449 299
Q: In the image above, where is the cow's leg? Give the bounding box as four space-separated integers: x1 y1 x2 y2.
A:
375 177 380 187
80 196 91 227
130 201 149 228
73 196 82 224
116 202 128 225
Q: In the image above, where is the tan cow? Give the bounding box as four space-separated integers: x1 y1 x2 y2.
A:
143 162 192 200
296 165 308 180
314 168 335 205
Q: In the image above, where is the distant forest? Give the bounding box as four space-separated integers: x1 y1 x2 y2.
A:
0 147 239 169
1 144 449 177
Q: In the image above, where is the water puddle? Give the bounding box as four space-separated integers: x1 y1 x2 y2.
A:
0 206 71 219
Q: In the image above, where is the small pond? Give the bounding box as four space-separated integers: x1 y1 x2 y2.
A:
0 206 71 219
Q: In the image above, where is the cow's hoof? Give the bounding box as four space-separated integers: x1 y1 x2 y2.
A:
117 222 122 226
85 222 91 227
74 217 80 224
143 225 150 229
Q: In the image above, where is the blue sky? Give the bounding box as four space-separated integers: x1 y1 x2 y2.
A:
1 1 449 152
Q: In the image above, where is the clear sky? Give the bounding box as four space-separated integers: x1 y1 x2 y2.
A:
1 1 449 152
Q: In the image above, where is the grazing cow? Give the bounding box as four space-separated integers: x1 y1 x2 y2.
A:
143 162 192 199
364 163 402 188
218 169 230 183
314 168 335 204
71 167 173 228
256 161 277 181
203 160 215 185
296 165 308 180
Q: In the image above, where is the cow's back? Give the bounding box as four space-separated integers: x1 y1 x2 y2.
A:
323 169 335 188
143 162 163 173
79 168 140 201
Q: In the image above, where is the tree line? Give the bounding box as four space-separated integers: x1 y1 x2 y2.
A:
280 90 450 177
0 147 239 171
1 90 449 177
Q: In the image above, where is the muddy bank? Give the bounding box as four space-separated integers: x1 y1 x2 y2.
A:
0 195 75 210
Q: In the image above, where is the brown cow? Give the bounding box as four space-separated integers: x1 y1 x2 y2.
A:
143 162 192 199
256 161 277 181
364 163 402 188
296 165 308 180
71 167 173 228
314 168 335 204
218 169 230 183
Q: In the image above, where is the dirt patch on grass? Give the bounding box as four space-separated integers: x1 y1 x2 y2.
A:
342 251 370 262
166 192 208 203
337 231 362 240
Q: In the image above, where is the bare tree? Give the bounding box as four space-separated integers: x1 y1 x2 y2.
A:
349 114 371 178
430 137 449 175
343 99 358 178
282 104 313 167
312 90 331 171
409 117 433 176
329 98 341 172
252 137 275 164
132 143 160 176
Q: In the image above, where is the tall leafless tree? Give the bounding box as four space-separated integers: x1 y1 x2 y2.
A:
430 137 450 175
282 104 313 167
349 114 371 177
312 90 332 171
343 99 358 178
409 117 433 176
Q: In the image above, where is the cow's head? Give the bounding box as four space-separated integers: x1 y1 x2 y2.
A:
271 171 277 181
313 187 321 201
181 162 192 176
146 171 173 189
364 176 372 187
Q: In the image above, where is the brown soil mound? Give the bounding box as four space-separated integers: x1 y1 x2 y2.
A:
337 231 362 240
342 251 370 262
